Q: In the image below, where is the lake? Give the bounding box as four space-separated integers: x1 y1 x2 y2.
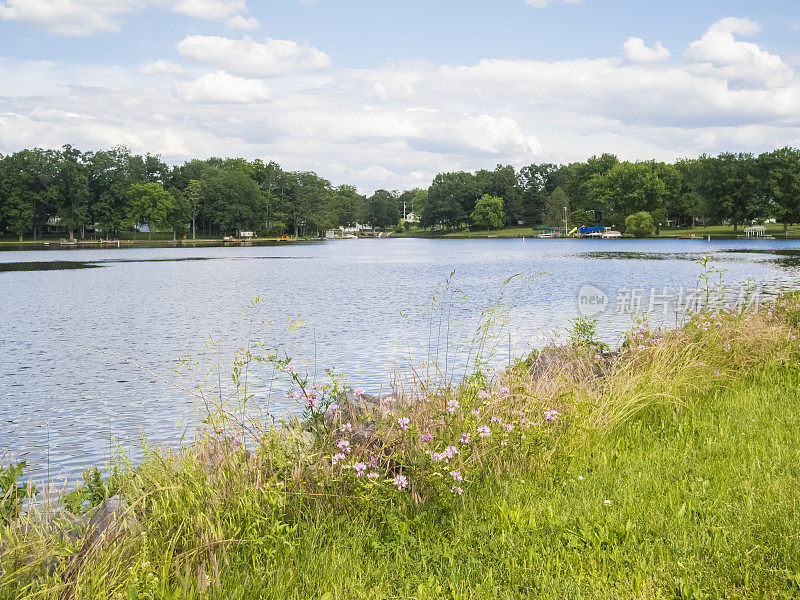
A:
2 238 800 484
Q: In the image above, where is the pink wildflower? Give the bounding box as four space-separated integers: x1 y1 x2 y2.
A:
366 472 378 479
503 423 515 433
398 416 410 430
478 390 490 399
450 470 463 481
470 410 480 416
285 362 296 373
544 410 558 421
419 432 432 443
304 394 318 408
353 462 367 477
326 403 340 419
332 452 345 466
340 422 352 433
353 387 365 395
490 416 501 423
447 398 460 413
337 440 351 453
451 486 463 495
500 386 511 397
477 425 491 438
459 432 471 444
392 474 408 490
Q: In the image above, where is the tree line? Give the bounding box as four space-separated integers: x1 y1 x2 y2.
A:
1 145 799 241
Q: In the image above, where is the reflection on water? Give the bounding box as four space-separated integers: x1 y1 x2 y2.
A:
2 238 800 484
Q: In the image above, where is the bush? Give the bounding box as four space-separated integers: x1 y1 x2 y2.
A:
0 462 36 524
625 211 655 237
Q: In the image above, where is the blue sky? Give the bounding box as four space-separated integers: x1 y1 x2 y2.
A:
1 0 799 192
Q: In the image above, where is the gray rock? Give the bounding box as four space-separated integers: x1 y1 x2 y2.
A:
62 495 137 581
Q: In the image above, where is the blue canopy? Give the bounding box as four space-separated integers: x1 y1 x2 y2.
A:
580 226 605 233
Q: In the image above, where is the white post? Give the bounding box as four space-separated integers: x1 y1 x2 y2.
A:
564 206 568 237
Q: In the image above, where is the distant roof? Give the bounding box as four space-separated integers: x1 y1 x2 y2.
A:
580 226 605 232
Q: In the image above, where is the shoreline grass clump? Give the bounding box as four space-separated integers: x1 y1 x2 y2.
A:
2 293 800 599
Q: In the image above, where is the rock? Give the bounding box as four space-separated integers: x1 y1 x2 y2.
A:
62 495 137 583
81 495 132 551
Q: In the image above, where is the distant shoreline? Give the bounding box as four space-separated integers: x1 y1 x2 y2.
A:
2 228 800 249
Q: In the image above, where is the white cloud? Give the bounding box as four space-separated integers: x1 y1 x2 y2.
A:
173 71 270 103
226 13 259 30
167 0 243 19
1 17 800 194
139 60 185 75
684 17 792 88
623 37 670 62
0 0 250 35
524 0 580 7
177 35 331 77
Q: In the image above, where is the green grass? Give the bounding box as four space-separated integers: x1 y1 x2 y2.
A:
655 223 800 238
393 225 541 238
396 223 800 239
3 298 800 599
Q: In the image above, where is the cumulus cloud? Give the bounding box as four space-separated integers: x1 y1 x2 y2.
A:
173 71 271 103
226 13 259 30
139 60 185 75
177 35 331 77
684 17 793 88
0 17 799 193
623 37 670 62
524 0 580 7
168 0 244 19
0 0 250 35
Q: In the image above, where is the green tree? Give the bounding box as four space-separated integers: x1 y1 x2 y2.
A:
518 163 559 225
410 188 428 218
587 161 667 226
125 182 174 239
185 179 203 239
625 211 655 237
475 165 521 226
470 194 505 230
166 190 190 241
0 150 53 241
543 187 569 228
365 189 398 230
423 171 475 229
568 209 594 228
2 189 35 241
202 169 265 235
332 184 365 228
760 147 800 235
55 145 90 240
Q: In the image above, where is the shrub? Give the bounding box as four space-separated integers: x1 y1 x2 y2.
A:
625 211 655 237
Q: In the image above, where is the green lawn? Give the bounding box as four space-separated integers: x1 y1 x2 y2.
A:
393 225 546 238
656 223 800 238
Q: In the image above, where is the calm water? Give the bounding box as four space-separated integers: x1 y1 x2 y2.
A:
2 238 800 483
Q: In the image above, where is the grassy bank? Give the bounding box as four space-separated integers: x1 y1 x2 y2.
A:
0 234 316 248
394 223 800 239
2 297 800 599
